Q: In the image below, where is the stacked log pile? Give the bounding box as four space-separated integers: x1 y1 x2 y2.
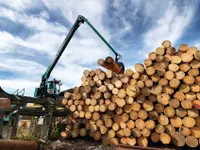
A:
61 40 200 148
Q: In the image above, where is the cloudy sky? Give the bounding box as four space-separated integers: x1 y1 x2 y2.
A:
0 0 200 96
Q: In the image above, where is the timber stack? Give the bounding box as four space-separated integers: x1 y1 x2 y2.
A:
61 40 200 148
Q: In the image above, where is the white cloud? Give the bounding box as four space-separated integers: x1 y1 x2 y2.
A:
140 1 196 56
112 0 197 58
194 42 200 49
0 31 62 56
107 0 134 39
0 0 111 96
0 30 110 64
1 0 198 97
0 0 33 11
130 0 167 25
41 0 110 39
0 79 38 96
0 0 111 61
0 58 45 75
51 64 88 87
0 7 67 34
40 11 50 20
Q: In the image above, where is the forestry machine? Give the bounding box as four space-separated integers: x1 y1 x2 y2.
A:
34 15 125 99
0 15 124 130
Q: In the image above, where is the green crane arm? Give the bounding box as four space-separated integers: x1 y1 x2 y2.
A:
42 16 84 80
42 15 121 80
38 15 123 97
83 16 121 60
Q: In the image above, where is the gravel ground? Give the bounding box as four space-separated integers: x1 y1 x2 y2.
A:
40 138 197 150
41 138 114 150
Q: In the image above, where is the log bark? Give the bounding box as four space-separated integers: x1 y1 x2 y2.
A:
188 108 199 118
166 47 176 55
169 99 180 108
171 132 185 147
131 102 141 111
185 136 198 148
132 128 141 138
175 71 185 80
182 117 195 128
126 137 136 146
125 69 133 77
92 112 100 121
162 40 171 48
150 132 160 143
135 119 145 130
80 128 87 137
179 44 189 52
194 51 200 60
108 130 116 138
145 120 155 130
116 107 123 115
176 107 187 118
112 123 119 131
124 128 131 137
142 128 151 137
94 131 102 141
119 121 126 129
138 109 148 120
158 115 169 125
180 63 191 72
170 116 182 128
165 124 176 135
130 111 138 120
164 106 175 118
179 126 191 137
143 100 154 111
169 78 180 89
160 133 171 144
135 63 145 73
164 71 174 80
157 93 170 105
109 138 119 146
123 104 132 113
137 136 148 147
100 126 108 134
148 52 157 60
181 100 193 109
183 76 195 85
171 56 181 64
179 84 190 93
148 111 158 120
144 58 152 67
83 70 90 77
144 79 153 88
96 120 103 128
120 137 127 145
181 52 193 63
155 124 165 134
146 66 155 76
158 78 168 86
126 120 135 129
191 127 200 138
174 92 185 101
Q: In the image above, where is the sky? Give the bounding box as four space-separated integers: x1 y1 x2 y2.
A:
0 0 200 96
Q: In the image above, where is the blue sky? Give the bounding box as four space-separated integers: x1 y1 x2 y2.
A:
0 0 200 96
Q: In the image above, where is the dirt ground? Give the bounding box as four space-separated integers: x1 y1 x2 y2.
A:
41 138 114 150
0 138 196 150
41 138 197 150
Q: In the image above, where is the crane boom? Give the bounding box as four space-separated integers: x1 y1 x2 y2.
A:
43 16 84 80
35 15 124 98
